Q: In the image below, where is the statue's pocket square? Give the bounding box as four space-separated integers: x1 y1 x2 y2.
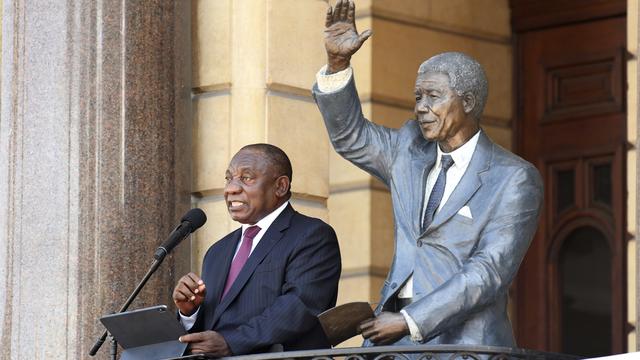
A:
457 206 473 219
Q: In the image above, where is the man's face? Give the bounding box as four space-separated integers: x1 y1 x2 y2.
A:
224 149 284 224
414 72 476 151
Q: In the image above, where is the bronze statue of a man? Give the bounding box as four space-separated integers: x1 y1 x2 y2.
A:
313 0 543 347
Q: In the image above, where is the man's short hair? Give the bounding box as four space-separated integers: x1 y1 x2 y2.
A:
240 143 293 196
418 52 488 120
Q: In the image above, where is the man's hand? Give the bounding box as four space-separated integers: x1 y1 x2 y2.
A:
179 331 231 356
324 0 372 73
359 312 410 345
173 272 206 316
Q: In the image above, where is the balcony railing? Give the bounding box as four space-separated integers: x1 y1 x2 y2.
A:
170 345 581 360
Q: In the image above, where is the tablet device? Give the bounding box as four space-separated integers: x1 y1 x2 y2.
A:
100 305 188 360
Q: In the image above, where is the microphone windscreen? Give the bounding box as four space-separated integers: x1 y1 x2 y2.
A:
181 208 207 232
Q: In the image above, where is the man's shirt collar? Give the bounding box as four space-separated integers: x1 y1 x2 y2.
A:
436 130 481 170
241 201 290 234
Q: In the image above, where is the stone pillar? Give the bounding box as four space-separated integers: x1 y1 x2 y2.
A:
0 1 191 358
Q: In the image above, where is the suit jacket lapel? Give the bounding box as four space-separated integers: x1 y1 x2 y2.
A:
411 140 437 235
426 131 492 232
210 204 294 328
203 229 241 331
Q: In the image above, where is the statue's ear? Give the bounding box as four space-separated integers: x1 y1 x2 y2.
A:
462 92 476 115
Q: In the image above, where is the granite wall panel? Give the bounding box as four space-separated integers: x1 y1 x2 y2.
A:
0 1 191 358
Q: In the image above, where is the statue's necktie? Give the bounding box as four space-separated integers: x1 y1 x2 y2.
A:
421 155 455 232
221 225 261 299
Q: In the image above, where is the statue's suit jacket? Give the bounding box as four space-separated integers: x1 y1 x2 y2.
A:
313 77 542 346
190 204 341 355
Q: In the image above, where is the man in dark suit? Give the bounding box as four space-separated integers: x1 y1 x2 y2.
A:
312 0 542 349
173 144 341 356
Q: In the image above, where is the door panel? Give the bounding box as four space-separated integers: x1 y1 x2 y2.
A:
514 16 626 356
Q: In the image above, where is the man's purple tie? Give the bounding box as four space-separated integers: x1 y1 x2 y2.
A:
221 225 261 299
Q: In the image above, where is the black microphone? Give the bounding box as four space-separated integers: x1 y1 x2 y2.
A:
154 208 207 261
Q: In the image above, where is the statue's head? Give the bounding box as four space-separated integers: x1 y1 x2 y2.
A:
414 52 488 151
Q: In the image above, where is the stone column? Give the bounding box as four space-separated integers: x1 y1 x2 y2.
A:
0 1 191 358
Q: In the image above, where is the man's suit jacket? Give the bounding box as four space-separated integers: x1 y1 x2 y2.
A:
190 204 341 355
313 77 543 346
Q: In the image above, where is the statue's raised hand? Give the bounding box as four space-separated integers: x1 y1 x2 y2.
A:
324 0 372 74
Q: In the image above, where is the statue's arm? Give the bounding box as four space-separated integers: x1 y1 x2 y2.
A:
314 1 398 184
404 165 543 342
313 76 397 185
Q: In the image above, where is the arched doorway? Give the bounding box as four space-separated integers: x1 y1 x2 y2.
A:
551 224 613 356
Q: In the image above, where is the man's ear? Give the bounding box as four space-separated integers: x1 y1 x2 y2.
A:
462 92 476 115
274 176 290 198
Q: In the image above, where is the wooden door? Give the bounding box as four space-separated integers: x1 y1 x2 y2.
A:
513 5 627 356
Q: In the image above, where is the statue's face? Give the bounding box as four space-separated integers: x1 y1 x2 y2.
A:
414 72 476 152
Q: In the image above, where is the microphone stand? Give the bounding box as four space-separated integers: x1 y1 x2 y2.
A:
109 330 117 360
89 252 167 357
